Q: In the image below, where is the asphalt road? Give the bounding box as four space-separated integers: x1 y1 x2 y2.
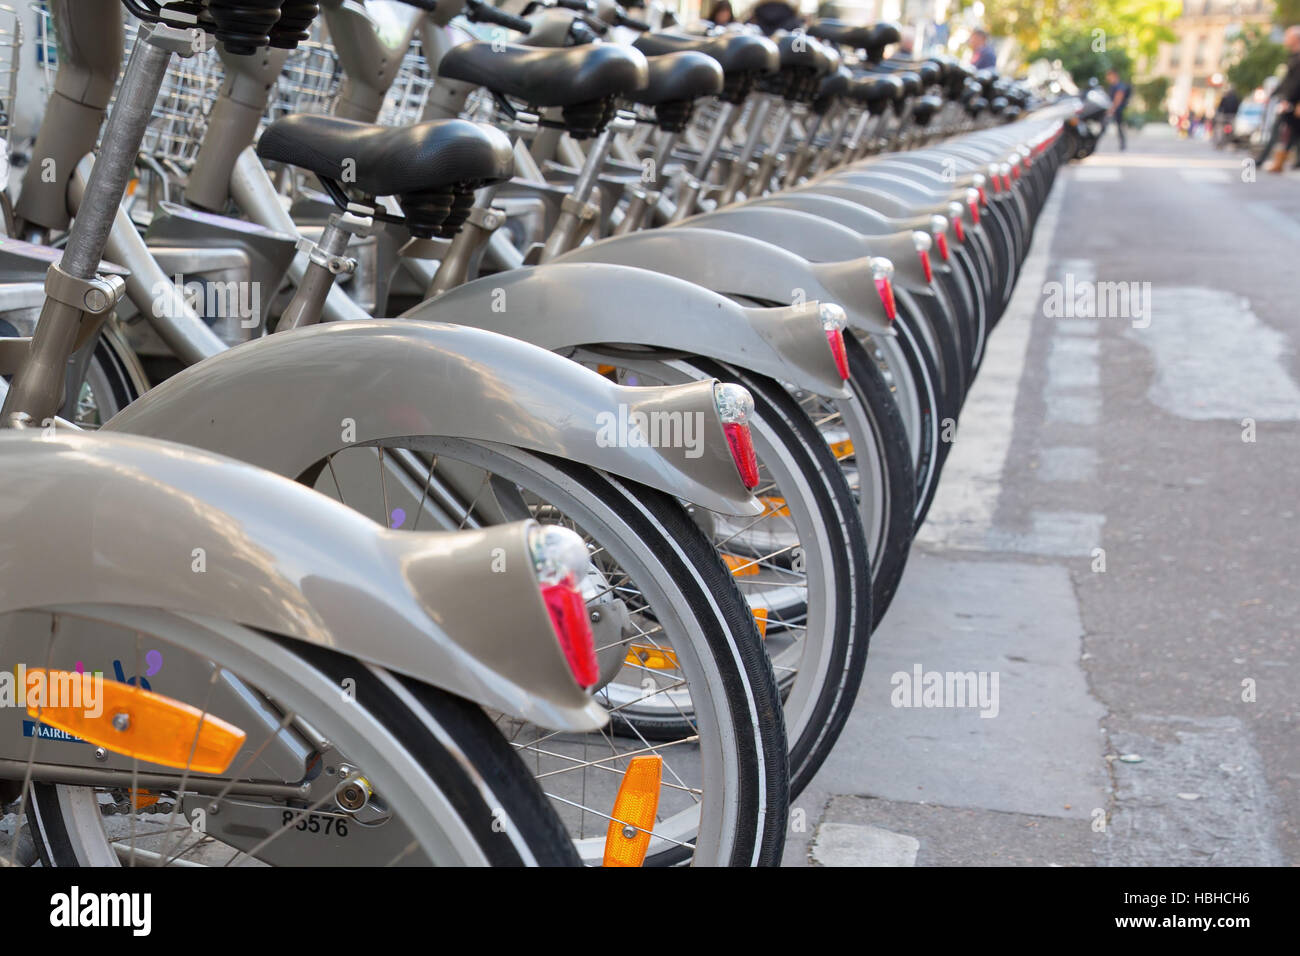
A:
790 125 1300 867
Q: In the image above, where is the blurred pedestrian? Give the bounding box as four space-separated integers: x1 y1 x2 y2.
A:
706 1 734 25
1101 67 1132 150
1214 86 1240 147
1258 25 1300 172
969 28 996 69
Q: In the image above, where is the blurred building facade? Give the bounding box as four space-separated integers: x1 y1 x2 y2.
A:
1144 0 1275 117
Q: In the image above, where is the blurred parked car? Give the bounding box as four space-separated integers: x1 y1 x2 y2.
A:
1230 100 1266 145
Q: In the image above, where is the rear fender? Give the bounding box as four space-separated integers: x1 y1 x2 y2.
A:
558 226 895 336
0 430 605 731
403 262 850 399
103 320 760 517
678 208 933 296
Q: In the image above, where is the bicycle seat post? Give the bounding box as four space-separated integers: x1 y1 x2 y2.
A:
613 128 678 236
2 23 193 427
538 110 636 263
279 212 368 330
668 99 739 222
715 96 772 208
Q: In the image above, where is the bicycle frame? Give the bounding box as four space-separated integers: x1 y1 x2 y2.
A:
11 5 761 521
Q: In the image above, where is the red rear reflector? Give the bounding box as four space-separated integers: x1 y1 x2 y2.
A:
542 574 599 688
723 422 760 489
826 328 850 379
875 276 897 322
919 249 933 283
978 186 987 205
967 201 980 227
936 232 949 260
953 218 965 242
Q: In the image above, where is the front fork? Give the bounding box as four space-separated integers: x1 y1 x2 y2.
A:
2 25 190 426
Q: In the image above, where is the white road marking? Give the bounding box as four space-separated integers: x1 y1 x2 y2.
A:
915 186 1064 550
1057 318 1100 336
1036 446 1099 483
1178 167 1231 183
1046 348 1100 388
986 510 1105 556
1051 337 1100 358
1126 287 1300 420
1073 167 1122 182
1045 393 1101 425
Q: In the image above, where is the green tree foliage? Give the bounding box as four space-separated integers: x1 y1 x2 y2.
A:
1039 24 1135 84
1133 76 1170 117
980 0 1182 69
1274 0 1300 27
1224 24 1287 94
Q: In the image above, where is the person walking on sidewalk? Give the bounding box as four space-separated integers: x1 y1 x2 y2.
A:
1103 68 1132 150
1257 26 1300 172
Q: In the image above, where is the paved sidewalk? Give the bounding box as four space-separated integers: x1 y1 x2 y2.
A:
790 131 1298 866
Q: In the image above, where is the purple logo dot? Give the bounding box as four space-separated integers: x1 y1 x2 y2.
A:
145 649 164 677
390 508 406 529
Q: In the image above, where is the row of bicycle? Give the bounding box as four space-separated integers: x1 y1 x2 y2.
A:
0 0 1080 866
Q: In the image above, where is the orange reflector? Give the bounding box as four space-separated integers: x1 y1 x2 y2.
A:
722 552 760 577
626 644 679 670
603 755 662 867
26 671 245 775
830 438 855 459
760 495 790 517
127 178 139 197
752 607 769 637
596 364 618 378
129 788 161 809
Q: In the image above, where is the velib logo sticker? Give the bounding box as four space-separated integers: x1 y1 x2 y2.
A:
49 886 151 936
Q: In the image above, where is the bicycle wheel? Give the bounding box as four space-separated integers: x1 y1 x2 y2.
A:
704 362 872 795
304 437 789 866
795 333 917 624
575 355 870 797
14 606 578 866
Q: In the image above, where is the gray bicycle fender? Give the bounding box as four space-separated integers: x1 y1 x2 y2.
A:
745 190 959 252
690 205 930 288
402 262 850 400
675 208 932 305
103 319 760 518
789 182 983 255
0 430 605 732
555 226 895 338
